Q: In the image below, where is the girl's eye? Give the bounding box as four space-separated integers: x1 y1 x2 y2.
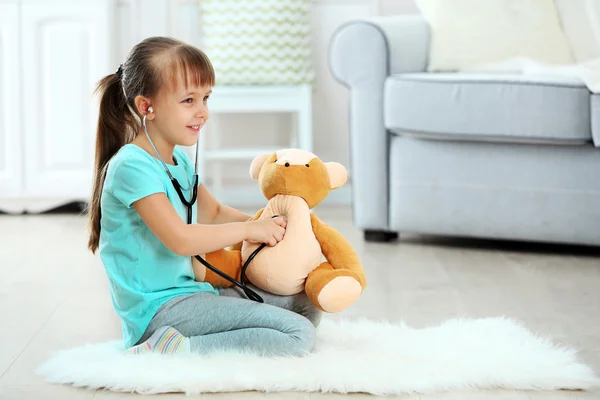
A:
183 98 193 103
203 96 210 102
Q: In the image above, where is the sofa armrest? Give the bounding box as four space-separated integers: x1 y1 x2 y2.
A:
590 95 600 147
328 15 430 230
330 15 430 81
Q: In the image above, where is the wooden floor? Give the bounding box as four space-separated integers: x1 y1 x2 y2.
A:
1 205 599 399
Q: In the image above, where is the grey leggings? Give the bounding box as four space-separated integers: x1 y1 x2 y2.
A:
137 283 322 357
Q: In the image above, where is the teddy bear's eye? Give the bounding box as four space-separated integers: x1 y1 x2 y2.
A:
305 164 309 167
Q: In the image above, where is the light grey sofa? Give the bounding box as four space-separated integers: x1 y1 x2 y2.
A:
329 15 600 246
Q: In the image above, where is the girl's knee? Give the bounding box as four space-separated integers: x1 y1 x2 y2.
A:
289 317 317 357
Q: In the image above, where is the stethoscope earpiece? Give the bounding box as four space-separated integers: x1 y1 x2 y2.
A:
148 106 153 114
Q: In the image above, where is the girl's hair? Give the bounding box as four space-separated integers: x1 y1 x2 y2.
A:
87 36 215 253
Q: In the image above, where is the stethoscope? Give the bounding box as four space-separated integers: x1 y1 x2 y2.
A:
142 109 266 303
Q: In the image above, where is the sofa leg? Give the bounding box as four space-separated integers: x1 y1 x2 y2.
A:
364 230 398 242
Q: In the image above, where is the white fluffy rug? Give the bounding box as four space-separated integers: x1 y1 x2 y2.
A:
37 317 600 396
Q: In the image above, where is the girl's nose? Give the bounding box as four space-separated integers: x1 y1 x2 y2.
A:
196 107 208 120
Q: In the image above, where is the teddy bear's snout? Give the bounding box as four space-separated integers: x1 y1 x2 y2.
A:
284 162 290 167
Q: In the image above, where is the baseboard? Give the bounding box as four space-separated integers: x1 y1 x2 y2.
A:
0 198 87 214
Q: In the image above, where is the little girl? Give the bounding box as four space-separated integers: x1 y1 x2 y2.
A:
87 36 321 357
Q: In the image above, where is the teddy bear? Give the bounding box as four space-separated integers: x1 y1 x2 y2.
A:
191 149 367 313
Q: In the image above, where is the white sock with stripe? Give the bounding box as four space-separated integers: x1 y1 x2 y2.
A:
126 326 190 355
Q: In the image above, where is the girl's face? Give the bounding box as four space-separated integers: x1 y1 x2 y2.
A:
149 79 212 147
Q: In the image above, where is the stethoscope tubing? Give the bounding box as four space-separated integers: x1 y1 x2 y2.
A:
142 114 265 303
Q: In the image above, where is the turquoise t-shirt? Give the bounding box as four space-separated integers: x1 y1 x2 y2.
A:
99 144 219 348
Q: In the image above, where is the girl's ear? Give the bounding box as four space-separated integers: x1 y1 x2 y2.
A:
250 153 273 180
325 162 347 189
134 95 153 119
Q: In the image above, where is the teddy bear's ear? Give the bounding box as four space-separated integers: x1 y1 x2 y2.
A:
325 162 347 189
250 153 273 180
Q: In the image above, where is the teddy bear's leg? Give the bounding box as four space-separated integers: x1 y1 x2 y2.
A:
193 249 242 288
304 262 363 313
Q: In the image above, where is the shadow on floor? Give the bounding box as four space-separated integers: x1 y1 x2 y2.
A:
388 232 600 258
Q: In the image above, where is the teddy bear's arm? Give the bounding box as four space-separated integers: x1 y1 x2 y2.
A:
310 213 366 288
250 208 265 220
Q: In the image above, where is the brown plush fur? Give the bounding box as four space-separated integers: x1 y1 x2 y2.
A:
258 154 331 209
204 249 242 287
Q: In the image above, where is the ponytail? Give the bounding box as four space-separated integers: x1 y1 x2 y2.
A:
87 72 136 253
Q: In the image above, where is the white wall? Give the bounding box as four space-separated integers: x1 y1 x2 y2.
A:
115 0 418 206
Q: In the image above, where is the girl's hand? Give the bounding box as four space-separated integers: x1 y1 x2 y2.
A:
245 216 287 247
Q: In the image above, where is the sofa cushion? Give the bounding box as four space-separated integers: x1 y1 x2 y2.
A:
384 73 592 144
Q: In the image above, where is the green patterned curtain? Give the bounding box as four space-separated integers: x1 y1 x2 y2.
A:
199 0 315 85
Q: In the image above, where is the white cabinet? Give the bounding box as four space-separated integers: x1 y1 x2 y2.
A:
0 0 112 213
0 2 21 212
